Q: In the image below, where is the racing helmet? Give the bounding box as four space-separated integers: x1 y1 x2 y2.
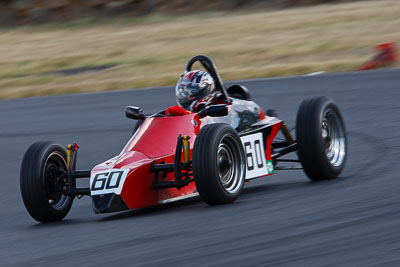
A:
175 70 216 108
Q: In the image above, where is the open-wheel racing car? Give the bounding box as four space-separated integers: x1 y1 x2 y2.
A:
20 55 347 223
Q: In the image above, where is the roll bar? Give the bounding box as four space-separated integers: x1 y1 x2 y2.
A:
185 55 231 103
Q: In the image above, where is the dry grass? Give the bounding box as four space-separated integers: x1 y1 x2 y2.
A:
0 0 399 99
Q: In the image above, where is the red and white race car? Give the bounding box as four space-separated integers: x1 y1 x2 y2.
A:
20 55 347 223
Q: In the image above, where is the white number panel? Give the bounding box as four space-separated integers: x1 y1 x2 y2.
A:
90 169 129 196
240 133 268 179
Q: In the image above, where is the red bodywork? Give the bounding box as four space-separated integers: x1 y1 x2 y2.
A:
90 110 282 212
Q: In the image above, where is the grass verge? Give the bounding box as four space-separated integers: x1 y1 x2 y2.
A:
0 0 399 99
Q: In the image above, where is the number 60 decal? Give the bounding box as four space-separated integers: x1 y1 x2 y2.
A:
90 169 129 196
240 133 268 179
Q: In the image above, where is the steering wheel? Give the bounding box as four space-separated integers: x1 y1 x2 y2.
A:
185 55 231 103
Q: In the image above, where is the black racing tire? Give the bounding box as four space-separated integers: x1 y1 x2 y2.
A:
193 123 246 205
20 142 73 223
296 97 347 181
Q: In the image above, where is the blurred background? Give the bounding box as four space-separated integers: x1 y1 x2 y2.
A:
1 1 400 266
0 0 398 99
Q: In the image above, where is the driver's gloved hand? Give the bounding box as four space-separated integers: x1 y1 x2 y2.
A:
165 105 192 116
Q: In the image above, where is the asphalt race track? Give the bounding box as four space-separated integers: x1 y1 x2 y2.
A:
1 69 400 266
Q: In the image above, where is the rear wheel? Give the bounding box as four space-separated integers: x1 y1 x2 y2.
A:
20 142 73 222
296 97 347 181
193 123 246 205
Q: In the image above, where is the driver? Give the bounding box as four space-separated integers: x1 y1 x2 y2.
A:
165 70 216 116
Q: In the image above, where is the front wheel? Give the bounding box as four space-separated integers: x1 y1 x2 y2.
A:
296 97 347 181
20 142 73 222
193 123 246 205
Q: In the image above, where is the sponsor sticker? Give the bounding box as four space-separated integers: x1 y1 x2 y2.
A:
90 169 129 196
266 160 274 174
240 133 270 179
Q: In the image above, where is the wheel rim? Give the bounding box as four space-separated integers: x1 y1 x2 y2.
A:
322 108 346 167
44 151 71 211
217 134 245 194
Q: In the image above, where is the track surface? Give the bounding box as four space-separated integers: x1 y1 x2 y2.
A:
1 69 400 266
